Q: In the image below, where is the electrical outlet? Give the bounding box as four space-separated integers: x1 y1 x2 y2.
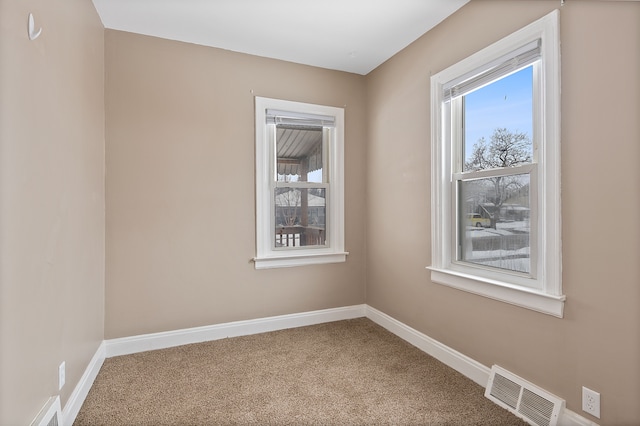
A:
58 362 65 390
582 386 600 418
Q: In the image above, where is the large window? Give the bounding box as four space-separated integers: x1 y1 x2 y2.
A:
429 11 564 316
254 97 347 269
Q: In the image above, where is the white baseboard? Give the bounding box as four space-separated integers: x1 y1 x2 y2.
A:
66 304 595 426
62 341 105 426
105 304 367 357
364 305 596 426
365 305 491 386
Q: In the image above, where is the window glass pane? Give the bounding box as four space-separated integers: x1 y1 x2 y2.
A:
459 174 530 274
276 125 323 183
463 66 533 172
274 188 326 247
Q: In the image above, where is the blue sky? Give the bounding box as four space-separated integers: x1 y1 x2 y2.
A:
463 66 533 163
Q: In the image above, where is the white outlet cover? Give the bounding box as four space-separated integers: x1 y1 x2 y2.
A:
582 386 600 418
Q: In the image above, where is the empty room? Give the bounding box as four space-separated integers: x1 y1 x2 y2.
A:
1 0 638 425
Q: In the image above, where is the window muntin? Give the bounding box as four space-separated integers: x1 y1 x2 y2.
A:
452 65 535 280
429 10 563 317
273 125 328 249
254 97 346 269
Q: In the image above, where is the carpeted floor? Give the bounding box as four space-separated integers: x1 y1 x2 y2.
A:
74 318 526 425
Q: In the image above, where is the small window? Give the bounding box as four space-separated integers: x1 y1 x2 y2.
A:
254 97 347 269
429 11 564 316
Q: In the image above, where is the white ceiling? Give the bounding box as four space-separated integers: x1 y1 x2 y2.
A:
91 0 469 75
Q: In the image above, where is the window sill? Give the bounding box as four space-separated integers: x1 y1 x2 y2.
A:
426 267 565 318
254 251 348 269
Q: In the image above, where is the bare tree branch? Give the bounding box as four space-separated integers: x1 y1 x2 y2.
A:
464 128 531 228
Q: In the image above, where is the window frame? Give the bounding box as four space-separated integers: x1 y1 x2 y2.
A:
428 10 564 317
254 97 347 269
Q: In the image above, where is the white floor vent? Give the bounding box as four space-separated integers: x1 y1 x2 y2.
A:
485 365 565 426
30 396 62 426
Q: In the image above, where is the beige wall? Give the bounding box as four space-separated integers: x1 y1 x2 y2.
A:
366 1 640 423
104 30 367 339
0 0 105 424
3 0 639 424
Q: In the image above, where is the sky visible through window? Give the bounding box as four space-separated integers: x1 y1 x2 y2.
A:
464 66 533 164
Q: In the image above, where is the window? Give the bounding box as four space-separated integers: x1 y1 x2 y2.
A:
428 10 564 316
254 97 347 269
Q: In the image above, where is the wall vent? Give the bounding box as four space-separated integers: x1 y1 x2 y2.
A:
486 365 565 426
30 396 62 426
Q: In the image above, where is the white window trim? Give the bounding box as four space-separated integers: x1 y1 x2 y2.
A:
428 10 564 317
254 97 347 269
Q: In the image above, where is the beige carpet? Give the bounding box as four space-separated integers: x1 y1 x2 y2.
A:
74 318 526 425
